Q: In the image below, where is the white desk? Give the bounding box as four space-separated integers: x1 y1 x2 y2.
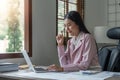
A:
0 69 120 80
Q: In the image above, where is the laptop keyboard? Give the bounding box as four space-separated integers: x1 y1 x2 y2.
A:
34 66 47 71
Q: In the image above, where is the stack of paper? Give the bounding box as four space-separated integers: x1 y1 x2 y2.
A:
0 63 19 72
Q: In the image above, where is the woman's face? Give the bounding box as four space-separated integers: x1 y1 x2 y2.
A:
64 19 80 36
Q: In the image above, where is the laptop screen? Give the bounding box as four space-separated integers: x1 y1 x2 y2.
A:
21 50 48 73
21 50 35 72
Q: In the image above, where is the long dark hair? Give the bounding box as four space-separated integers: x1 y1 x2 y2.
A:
64 11 90 33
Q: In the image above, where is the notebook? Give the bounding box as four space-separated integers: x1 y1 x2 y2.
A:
21 50 48 73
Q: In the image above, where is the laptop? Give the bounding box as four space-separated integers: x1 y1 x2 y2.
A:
21 50 48 73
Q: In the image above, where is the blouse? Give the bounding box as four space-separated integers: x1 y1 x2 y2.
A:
57 32 99 71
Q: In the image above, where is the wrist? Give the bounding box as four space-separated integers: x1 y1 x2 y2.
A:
58 44 64 46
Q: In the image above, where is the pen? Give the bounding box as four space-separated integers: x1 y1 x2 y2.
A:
60 28 65 37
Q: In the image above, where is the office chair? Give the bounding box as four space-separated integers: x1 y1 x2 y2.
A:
98 47 111 71
98 27 120 72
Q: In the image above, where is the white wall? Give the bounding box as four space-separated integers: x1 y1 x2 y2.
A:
31 0 59 65
85 0 107 34
0 0 107 65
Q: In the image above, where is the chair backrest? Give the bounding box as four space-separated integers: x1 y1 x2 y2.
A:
98 47 111 71
98 27 120 72
107 48 120 72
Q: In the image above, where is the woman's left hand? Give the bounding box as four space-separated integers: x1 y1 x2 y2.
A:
47 64 63 72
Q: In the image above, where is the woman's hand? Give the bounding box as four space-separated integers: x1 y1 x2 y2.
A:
56 34 64 46
47 64 63 72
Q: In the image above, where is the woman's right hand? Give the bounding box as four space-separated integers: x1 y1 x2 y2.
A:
47 64 63 72
56 34 64 46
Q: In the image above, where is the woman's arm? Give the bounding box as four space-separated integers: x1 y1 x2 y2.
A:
57 40 71 66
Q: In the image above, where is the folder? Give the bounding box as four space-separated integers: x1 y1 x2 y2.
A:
0 63 19 72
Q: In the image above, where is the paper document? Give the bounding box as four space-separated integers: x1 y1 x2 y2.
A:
7 70 119 80
79 70 100 75
90 71 115 79
17 72 104 80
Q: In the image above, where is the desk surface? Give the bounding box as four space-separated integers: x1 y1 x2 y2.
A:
0 70 47 80
0 69 120 80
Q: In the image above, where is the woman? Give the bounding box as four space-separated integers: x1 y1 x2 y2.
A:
47 11 99 72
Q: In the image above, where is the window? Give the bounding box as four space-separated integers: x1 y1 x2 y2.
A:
57 0 84 43
107 0 120 27
0 0 32 59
